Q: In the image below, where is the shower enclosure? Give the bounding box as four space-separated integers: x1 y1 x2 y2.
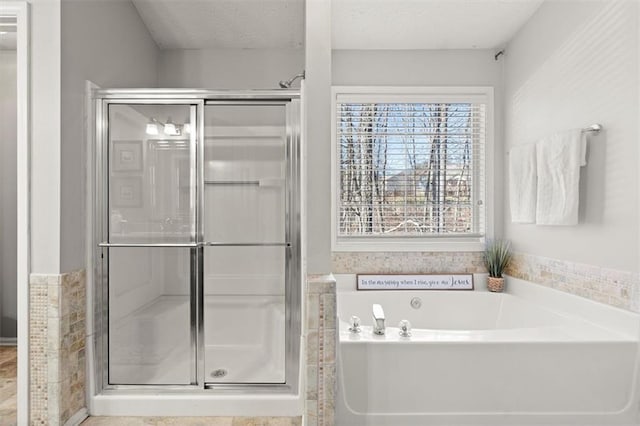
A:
92 90 301 393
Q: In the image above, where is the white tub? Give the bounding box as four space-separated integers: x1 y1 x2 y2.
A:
336 275 640 426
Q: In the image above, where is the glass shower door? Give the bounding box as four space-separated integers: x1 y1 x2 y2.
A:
202 104 289 384
103 103 198 385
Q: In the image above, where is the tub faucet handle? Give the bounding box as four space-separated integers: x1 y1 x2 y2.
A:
349 315 361 333
372 304 385 335
399 319 412 337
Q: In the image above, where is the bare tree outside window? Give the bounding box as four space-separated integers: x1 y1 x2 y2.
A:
337 101 485 238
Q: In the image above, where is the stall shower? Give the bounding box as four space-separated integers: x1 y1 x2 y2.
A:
92 90 301 393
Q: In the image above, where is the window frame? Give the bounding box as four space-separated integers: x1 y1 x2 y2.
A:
331 86 495 252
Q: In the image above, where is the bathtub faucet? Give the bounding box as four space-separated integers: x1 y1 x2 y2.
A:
372 304 386 335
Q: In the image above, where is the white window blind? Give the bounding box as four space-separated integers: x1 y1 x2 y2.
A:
335 93 487 244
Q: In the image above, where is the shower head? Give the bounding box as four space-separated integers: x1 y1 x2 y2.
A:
279 71 305 89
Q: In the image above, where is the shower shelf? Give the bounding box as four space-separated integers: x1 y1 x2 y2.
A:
205 135 282 140
204 136 284 147
205 180 259 186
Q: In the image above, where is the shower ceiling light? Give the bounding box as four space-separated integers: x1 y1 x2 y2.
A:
164 118 180 136
146 119 159 135
164 122 177 135
145 117 184 136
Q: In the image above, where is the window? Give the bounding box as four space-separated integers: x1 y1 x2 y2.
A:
332 87 493 251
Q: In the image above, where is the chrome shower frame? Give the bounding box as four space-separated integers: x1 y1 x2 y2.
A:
92 89 302 395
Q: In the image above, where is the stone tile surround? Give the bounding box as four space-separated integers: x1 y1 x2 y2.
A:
333 250 640 313
305 275 336 426
332 251 485 274
29 270 87 426
507 252 640 313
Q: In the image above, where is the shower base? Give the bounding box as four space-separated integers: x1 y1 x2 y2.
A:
110 294 285 385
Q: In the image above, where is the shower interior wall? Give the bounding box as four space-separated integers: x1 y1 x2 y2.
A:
106 104 184 325
104 101 293 386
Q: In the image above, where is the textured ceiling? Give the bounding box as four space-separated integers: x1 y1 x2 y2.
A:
132 0 304 49
332 0 544 50
131 0 542 51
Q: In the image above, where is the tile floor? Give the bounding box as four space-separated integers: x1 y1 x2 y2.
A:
0 346 17 426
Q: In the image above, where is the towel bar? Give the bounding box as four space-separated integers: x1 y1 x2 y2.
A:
582 124 602 133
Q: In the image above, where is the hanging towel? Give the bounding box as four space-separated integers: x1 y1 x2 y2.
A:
535 129 587 225
509 143 537 223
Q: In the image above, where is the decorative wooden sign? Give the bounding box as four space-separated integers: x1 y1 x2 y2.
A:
357 274 474 291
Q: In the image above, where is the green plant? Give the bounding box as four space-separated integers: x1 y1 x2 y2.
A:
484 239 512 278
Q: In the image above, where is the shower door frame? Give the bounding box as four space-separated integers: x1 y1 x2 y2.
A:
92 89 302 395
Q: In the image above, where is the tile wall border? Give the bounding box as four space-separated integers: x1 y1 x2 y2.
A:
305 274 336 426
29 270 87 425
507 252 640 313
332 251 485 274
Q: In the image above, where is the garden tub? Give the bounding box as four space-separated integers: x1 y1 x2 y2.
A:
336 275 640 425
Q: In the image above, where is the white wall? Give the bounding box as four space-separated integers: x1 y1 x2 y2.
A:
158 48 304 88
333 49 503 87
0 49 17 337
305 0 332 273
60 0 160 272
503 0 639 272
30 0 62 274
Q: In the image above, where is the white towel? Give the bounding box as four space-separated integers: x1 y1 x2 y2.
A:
535 129 587 225
509 143 537 223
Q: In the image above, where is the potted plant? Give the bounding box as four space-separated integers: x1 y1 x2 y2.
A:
483 239 512 292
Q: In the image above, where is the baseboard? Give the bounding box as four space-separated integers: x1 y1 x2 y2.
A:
64 408 88 426
0 337 17 346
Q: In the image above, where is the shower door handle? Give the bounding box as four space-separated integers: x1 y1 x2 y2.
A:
97 242 200 248
201 242 291 247
98 242 290 248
